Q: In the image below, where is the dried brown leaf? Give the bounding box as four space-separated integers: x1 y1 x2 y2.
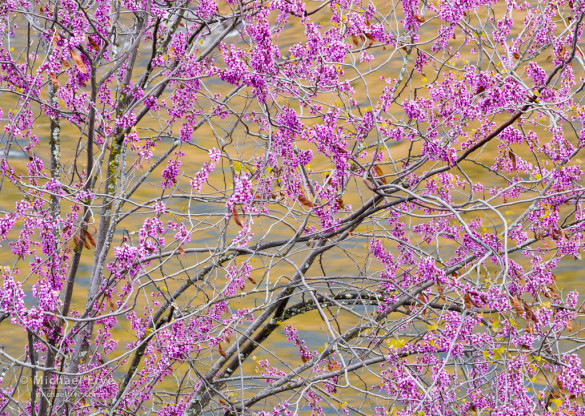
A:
178 246 186 257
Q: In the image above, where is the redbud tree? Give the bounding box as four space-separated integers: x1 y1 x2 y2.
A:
2 0 585 414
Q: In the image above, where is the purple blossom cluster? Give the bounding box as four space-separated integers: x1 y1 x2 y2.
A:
2 0 585 415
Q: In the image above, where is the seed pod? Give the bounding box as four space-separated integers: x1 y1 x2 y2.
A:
437 283 445 302
232 206 245 227
464 293 473 310
49 72 59 88
80 231 91 250
70 49 87 74
509 148 517 171
218 343 227 358
84 229 96 248
511 296 524 316
72 234 81 250
373 165 387 184
328 361 341 371
523 302 538 323
88 37 101 51
298 195 314 208
557 371 566 395
365 33 375 48
546 390 561 409
51 31 61 48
